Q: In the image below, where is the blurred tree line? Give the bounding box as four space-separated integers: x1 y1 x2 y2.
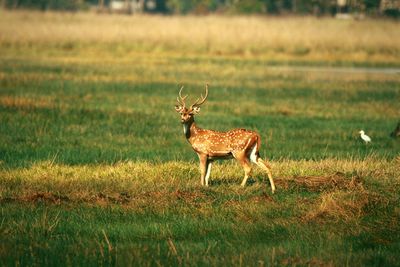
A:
1 0 398 17
2 0 88 11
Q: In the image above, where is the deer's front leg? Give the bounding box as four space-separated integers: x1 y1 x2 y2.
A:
198 153 208 186
205 161 212 186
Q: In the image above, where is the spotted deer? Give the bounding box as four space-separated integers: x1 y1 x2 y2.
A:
175 84 276 193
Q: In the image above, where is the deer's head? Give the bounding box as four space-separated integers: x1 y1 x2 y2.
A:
175 84 209 124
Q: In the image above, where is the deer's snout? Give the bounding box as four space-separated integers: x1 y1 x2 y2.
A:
180 113 192 124
181 117 189 123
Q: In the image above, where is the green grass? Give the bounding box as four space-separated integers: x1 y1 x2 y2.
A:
1 11 400 267
1 160 400 266
0 54 399 167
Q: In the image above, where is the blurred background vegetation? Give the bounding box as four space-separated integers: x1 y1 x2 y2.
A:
1 0 399 17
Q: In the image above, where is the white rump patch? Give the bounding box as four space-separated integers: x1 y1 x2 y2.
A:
249 144 258 163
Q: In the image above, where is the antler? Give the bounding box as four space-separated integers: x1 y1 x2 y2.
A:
190 83 209 108
176 85 188 107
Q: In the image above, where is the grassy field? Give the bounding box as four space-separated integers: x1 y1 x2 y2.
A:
1 11 400 266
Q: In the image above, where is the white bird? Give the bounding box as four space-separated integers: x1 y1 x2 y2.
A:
359 130 371 144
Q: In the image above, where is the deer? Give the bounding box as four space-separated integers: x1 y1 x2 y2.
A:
175 84 276 193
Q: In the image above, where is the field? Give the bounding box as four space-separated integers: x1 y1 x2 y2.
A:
1 11 400 266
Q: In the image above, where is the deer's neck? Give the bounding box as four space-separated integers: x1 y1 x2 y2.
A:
183 119 201 140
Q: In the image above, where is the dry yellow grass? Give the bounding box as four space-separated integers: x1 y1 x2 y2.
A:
0 95 55 109
1 158 398 204
0 10 399 63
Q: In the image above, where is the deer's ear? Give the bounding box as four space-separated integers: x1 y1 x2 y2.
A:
192 106 201 114
175 105 183 112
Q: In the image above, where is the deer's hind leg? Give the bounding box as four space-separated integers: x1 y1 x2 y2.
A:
233 151 252 187
255 158 275 193
249 146 276 193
